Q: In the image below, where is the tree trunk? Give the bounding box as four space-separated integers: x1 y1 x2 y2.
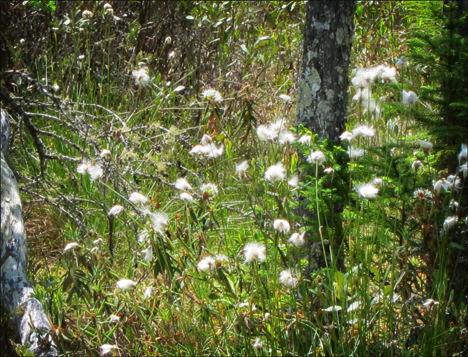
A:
1 111 58 356
296 1 356 273
297 0 356 146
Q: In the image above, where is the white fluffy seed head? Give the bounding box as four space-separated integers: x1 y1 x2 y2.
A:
116 279 137 290
299 134 312 146
198 256 216 271
307 150 326 165
108 205 124 216
175 178 192 191
180 192 193 201
273 219 291 233
129 192 148 205
235 160 249 178
279 270 298 288
288 232 305 247
264 163 285 182
243 242 266 263
63 242 80 253
355 183 379 198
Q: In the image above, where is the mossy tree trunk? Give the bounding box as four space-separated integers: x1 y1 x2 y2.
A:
297 1 356 272
297 0 356 145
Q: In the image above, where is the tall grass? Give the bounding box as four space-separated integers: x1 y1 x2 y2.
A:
3 1 467 356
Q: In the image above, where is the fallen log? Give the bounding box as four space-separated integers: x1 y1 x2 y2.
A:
1 108 58 356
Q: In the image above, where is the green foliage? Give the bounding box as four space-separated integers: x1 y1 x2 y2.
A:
407 1 468 154
1 1 467 356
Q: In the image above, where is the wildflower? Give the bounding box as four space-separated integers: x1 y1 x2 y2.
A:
253 337 264 349
373 177 383 186
278 94 292 102
200 183 218 196
443 216 458 232
279 270 298 288
402 90 418 106
340 131 354 142
100 344 118 356
347 146 365 159
243 242 266 263
361 98 381 117
180 192 193 201
352 125 375 138
264 163 285 182
433 179 445 193
109 315 120 323
105 7 113 16
108 205 124 216
129 192 148 205
347 301 361 312
204 143 224 158
423 299 439 310
100 149 111 158
143 287 152 299
445 175 461 191
82 10 93 19
417 139 433 151
379 65 397 83
322 305 342 312
449 200 459 210
351 67 380 88
201 89 223 103
63 242 79 253
168 51 176 58
352 88 371 102
189 144 206 155
288 232 305 247
299 134 312 146
288 175 299 187
273 219 291 233
307 150 326 165
175 178 192 191
132 67 150 87
324 167 334 175
165 36 172 45
116 279 137 290
264 312 271 321
149 212 169 233
413 189 432 200
198 256 216 272
87 165 103 181
52 83 60 93
200 134 212 145
458 144 467 164
235 161 249 178
103 3 112 9
396 56 406 68
77 162 91 174
256 124 278 141
142 246 153 262
459 163 467 178
278 130 297 144
411 160 423 172
355 183 379 198
93 238 103 245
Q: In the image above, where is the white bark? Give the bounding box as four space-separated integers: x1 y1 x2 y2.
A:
1 150 58 356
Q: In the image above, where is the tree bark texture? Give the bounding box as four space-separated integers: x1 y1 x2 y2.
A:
1 111 57 356
297 0 356 146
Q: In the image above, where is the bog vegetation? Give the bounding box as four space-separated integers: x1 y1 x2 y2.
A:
1 1 467 356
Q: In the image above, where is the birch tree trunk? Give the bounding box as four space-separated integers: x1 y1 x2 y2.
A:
1 110 58 356
297 0 356 145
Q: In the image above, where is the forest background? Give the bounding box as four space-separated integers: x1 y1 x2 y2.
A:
0 1 467 356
